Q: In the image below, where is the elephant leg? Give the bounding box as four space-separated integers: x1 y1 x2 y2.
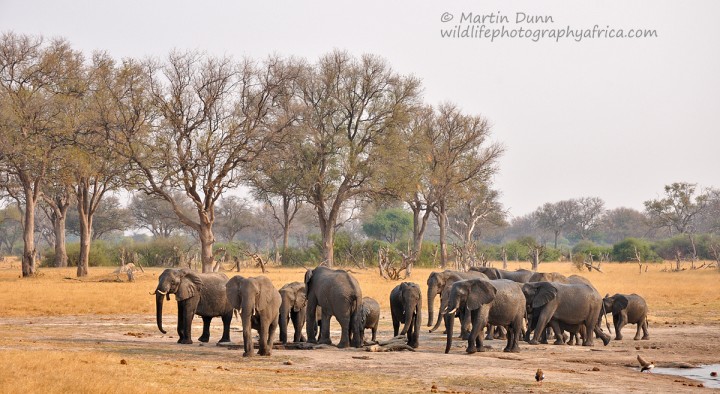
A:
613 313 624 340
306 298 319 344
484 324 493 340
530 309 551 345
198 316 211 343
641 318 650 340
337 315 351 349
177 300 193 344
392 314 400 337
371 325 377 342
467 309 486 354
549 321 564 345
290 312 303 343
506 319 521 353
219 312 232 344
319 311 333 345
268 316 278 353
257 316 269 356
633 322 643 340
407 315 418 348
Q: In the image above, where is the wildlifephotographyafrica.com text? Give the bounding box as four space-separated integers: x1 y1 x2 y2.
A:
439 11 658 42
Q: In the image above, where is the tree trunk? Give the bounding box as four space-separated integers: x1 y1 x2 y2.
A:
553 230 559 249
437 205 448 268
199 223 215 273
21 194 37 277
321 226 335 267
53 213 68 267
410 202 432 256
77 208 91 277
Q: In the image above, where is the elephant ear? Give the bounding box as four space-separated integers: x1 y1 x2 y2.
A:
613 294 629 314
225 277 244 310
293 286 307 312
176 271 202 301
532 283 558 309
466 280 497 310
304 269 314 287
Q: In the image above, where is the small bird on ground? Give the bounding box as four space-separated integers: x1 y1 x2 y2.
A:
535 368 544 384
637 355 655 372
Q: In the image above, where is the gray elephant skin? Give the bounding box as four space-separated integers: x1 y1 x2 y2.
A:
469 267 534 283
155 268 233 345
522 281 610 346
360 297 380 343
226 275 281 357
305 266 363 348
390 282 421 348
603 293 649 340
426 270 488 328
444 279 525 354
528 271 568 283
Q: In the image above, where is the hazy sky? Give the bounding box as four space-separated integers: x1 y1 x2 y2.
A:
2 0 718 217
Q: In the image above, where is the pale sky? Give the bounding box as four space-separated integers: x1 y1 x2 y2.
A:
2 0 718 217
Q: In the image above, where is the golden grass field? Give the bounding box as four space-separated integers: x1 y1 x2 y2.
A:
0 258 718 393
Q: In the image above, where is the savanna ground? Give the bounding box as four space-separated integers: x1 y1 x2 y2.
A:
0 258 719 393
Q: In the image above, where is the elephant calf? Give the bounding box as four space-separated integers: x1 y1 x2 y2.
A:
226 275 281 357
390 282 421 348
360 297 380 343
603 293 649 340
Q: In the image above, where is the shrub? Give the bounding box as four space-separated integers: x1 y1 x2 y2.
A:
612 238 660 262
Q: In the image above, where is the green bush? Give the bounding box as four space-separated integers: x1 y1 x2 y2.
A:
43 240 116 267
612 238 660 262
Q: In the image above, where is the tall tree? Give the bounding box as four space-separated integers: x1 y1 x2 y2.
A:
535 200 576 248
295 51 421 266
570 196 606 240
128 192 187 238
425 103 504 267
109 52 297 272
597 207 650 244
214 196 253 242
39 182 73 267
0 33 81 276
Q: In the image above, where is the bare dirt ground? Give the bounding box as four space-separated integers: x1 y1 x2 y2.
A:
1 312 718 393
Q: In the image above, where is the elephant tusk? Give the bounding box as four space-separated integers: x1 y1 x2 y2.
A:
148 291 155 295
447 308 457 315
156 290 167 295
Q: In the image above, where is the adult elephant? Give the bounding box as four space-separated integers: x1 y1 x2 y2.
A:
226 275 281 357
305 266 363 348
428 271 489 337
469 267 534 283
603 293 650 340
522 281 610 346
528 272 568 283
444 279 525 354
427 270 488 328
390 282 421 348
154 268 233 345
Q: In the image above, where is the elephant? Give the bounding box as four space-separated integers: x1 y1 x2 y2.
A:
154 268 233 345
305 266 363 348
469 267 534 283
226 275 281 357
426 270 488 328
278 282 308 344
389 282 421 348
522 281 611 347
603 293 649 340
360 297 380 343
444 279 525 354
528 272 569 283
428 271 489 337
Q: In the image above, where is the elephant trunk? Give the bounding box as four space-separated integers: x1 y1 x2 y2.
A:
400 299 417 336
429 294 448 333
427 284 437 327
155 291 167 334
444 311 455 353
279 303 290 344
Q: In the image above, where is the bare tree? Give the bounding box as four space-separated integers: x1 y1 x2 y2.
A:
424 103 504 268
535 200 575 248
449 181 505 265
295 51 421 266
214 195 253 242
108 52 297 272
39 183 73 267
571 197 606 240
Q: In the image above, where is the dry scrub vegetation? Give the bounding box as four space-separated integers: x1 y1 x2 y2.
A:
0 258 718 393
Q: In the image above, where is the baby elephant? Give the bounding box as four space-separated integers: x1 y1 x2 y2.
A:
603 293 649 340
360 297 380 343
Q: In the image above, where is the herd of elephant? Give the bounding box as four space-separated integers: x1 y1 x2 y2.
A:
153 266 650 357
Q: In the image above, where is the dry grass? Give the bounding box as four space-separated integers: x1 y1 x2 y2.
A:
0 257 718 393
